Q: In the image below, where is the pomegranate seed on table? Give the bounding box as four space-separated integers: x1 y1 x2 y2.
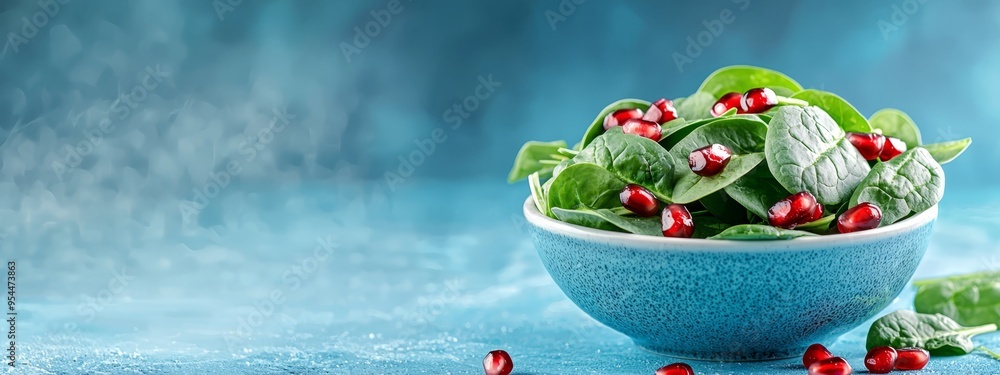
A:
837 202 882 233
655 362 694 375
768 192 819 229
879 136 908 161
661 204 695 238
864 346 897 374
802 343 834 367
740 87 778 113
622 119 663 142
807 356 853 375
711 92 742 117
620 184 660 217
846 132 887 161
643 98 679 124
483 350 513 375
603 108 644 130
688 144 732 177
894 347 930 371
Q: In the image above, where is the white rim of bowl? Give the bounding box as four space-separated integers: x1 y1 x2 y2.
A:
523 197 938 250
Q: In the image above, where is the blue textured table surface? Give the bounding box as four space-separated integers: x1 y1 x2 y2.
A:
13 183 1000 374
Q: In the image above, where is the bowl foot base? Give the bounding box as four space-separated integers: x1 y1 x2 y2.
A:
634 340 805 362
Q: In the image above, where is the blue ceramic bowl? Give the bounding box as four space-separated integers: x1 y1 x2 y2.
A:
523 198 938 361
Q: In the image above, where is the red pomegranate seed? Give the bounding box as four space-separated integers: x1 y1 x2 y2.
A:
768 192 818 229
661 204 694 238
603 108 644 130
805 202 825 223
622 119 663 142
643 98 679 124
483 350 513 375
894 347 929 371
879 136 907 161
655 362 694 375
688 144 732 177
620 184 660 217
847 132 887 161
864 346 897 374
808 356 853 375
711 92 742 117
740 87 778 113
837 202 882 233
802 343 834 368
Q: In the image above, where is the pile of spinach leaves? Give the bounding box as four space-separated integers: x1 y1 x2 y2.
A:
509 65 972 240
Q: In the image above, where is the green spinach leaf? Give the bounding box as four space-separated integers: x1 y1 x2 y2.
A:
507 140 568 182
668 116 768 176
692 214 730 239
790 89 872 133
672 91 716 121
580 98 651 149
914 271 1000 327
546 163 625 211
672 153 766 204
700 190 750 225
708 224 816 240
920 138 972 165
724 164 791 219
697 65 804 98
849 148 945 226
528 172 549 216
796 214 835 234
869 108 922 148
866 310 998 356
550 207 662 236
574 127 676 201
766 106 871 205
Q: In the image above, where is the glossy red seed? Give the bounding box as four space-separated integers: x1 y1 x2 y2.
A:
711 92 742 117
808 356 853 375
604 108 644 130
661 204 694 238
802 343 834 368
847 132 887 161
620 184 660 217
805 202 825 223
688 144 732 177
864 346 897 374
837 202 882 233
768 192 818 229
622 119 663 142
894 347 929 371
483 350 513 375
740 87 778 113
643 98 679 124
880 136 907 161
655 362 694 375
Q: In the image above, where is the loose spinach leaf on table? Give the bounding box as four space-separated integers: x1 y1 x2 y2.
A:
849 148 945 226
546 163 625 212
766 106 871 206
667 116 768 177
579 98 651 149
507 140 568 182
789 89 872 133
723 164 791 220
914 271 1000 327
697 65 804 98
708 224 816 240
672 153 766 204
573 127 676 201
672 91 716 121
869 108 922 148
550 207 662 236
866 310 998 356
920 138 973 165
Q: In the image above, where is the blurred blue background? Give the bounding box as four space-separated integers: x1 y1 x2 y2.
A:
2 0 999 373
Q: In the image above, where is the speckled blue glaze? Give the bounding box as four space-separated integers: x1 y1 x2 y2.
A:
524 199 938 361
